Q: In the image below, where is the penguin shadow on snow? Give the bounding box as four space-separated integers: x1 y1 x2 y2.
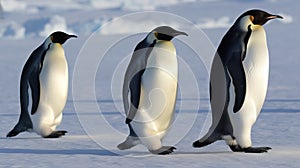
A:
172 151 233 155
263 99 300 113
0 136 41 140
114 150 233 156
0 148 118 156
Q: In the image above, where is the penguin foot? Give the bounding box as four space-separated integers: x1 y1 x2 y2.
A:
150 146 176 155
44 130 67 138
243 146 272 153
229 145 271 153
229 145 244 152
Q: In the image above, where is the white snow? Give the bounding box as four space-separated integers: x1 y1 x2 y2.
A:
39 15 74 38
196 17 231 29
0 21 26 39
0 0 299 167
1 0 28 12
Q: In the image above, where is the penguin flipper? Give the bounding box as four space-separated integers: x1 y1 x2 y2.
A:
123 39 156 124
29 72 41 115
227 52 247 113
22 44 47 115
126 70 145 124
29 45 49 115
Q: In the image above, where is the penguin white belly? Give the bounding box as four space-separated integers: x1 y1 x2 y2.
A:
132 41 178 141
32 43 68 136
243 27 269 116
228 27 269 147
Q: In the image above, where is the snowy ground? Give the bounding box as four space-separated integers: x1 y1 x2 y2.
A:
0 0 299 167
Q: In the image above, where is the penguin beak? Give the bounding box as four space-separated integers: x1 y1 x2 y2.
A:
68 34 78 39
266 14 283 20
61 34 77 45
173 31 188 37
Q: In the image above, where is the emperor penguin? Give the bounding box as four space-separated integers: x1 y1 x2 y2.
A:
117 26 188 154
7 31 77 138
193 9 283 153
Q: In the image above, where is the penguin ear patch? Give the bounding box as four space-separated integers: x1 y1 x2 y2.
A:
250 15 254 22
250 16 254 22
154 31 158 38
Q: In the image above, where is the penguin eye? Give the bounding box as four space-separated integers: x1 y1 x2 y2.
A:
50 36 54 42
250 15 254 22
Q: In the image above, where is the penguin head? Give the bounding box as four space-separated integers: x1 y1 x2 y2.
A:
150 26 188 41
50 31 77 45
237 9 283 30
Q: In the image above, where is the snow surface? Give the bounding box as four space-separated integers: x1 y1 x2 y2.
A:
0 0 299 167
